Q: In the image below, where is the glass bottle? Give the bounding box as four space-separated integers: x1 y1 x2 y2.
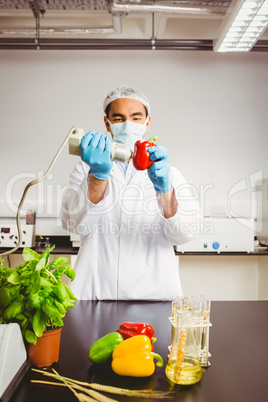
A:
165 310 203 385
44 237 51 249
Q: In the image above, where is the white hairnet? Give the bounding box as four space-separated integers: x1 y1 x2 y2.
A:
103 85 151 116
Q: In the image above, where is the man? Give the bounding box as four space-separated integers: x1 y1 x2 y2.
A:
61 85 200 300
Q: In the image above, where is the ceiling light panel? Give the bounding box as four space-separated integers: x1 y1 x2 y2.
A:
214 0 268 51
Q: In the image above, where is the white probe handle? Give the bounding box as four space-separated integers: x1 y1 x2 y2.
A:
68 126 85 156
68 127 131 162
68 127 117 158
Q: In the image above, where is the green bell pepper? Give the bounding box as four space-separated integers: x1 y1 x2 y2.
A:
88 332 123 364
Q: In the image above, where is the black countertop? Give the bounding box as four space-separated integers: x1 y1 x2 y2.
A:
0 236 79 256
9 300 268 402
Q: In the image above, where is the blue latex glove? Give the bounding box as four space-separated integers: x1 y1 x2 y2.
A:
147 146 172 193
80 131 113 180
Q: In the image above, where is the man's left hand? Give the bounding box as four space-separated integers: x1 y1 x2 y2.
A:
147 146 172 193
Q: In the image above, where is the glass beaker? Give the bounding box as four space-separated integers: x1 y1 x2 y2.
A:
165 310 203 385
170 296 194 346
200 297 211 367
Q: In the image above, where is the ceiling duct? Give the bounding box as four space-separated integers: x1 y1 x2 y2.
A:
0 0 229 16
0 14 122 36
111 0 228 16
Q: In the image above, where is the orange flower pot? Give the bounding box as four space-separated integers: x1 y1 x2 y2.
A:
27 327 62 368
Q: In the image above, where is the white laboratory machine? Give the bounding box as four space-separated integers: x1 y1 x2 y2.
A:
0 224 35 248
175 217 255 253
0 323 29 402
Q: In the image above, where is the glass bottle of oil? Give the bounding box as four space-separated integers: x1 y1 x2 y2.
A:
165 310 202 385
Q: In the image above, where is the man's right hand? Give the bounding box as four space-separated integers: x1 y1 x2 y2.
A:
80 131 113 180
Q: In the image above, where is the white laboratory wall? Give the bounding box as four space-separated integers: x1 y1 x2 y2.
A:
179 255 260 301
0 50 268 232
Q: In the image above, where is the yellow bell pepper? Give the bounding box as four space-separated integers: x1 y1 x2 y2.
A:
111 335 163 377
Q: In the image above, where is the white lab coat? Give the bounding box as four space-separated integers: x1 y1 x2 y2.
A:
61 160 200 300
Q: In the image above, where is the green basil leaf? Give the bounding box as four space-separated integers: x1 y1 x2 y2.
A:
36 246 55 270
53 281 68 303
3 296 25 320
0 256 5 268
22 247 40 262
36 254 49 270
40 275 53 291
5 269 20 285
18 261 37 278
40 288 51 298
51 316 63 328
53 264 75 281
16 313 27 320
0 284 21 308
41 299 62 321
16 313 28 331
48 257 70 270
27 292 43 309
25 329 37 345
33 310 47 338
63 283 77 303
66 267 75 281
27 271 41 295
51 298 66 317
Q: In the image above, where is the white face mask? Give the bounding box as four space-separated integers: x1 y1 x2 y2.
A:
108 118 148 152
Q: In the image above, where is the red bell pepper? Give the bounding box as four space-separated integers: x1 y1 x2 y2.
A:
132 136 158 171
116 322 157 350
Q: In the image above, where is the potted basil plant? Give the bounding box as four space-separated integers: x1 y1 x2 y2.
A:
0 245 77 367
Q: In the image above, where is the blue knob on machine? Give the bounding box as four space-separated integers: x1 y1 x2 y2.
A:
212 241 220 250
